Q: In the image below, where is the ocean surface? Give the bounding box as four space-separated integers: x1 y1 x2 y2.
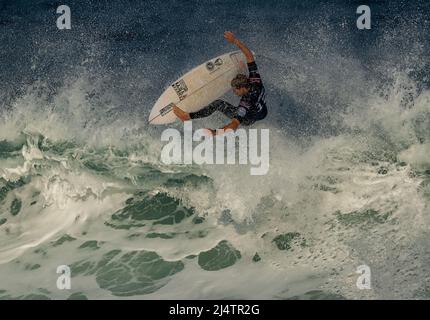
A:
0 0 429 299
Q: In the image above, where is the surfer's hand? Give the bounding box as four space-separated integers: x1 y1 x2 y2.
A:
172 105 191 121
224 31 237 44
222 119 240 132
205 128 216 136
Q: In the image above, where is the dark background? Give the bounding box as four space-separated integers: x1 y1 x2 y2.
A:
1 0 429 137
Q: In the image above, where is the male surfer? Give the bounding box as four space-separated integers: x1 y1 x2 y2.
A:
172 31 267 135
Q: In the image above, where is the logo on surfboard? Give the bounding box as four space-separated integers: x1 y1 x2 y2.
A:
172 79 188 101
206 58 223 72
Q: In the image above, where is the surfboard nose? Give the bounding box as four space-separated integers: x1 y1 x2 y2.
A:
149 51 247 125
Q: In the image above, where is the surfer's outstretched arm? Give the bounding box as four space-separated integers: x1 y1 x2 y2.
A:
224 31 254 63
172 105 191 121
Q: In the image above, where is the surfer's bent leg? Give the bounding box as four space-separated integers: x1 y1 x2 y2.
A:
190 100 237 120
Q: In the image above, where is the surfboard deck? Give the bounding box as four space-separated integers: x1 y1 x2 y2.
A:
149 51 248 125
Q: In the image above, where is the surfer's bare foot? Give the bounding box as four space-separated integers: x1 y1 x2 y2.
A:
172 105 191 121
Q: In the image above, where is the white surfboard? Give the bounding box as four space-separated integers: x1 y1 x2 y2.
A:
149 51 248 125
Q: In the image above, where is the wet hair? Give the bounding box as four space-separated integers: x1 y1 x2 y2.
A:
231 74 250 89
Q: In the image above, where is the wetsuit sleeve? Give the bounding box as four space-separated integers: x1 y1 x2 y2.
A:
247 61 262 86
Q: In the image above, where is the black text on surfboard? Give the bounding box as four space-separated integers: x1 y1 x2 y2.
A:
172 79 189 101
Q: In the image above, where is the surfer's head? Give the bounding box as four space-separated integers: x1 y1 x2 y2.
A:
231 74 250 96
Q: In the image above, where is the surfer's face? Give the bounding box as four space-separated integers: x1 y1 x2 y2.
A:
232 86 249 96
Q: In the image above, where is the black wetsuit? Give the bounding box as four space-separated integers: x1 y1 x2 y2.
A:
189 61 267 126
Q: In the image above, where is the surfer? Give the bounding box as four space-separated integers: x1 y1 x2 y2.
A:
172 31 267 135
